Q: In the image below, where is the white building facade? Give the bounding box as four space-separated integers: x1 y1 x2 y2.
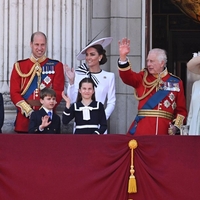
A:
1 0 147 133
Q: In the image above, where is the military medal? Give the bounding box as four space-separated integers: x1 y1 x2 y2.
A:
44 76 51 84
40 83 46 90
173 83 180 92
160 81 180 92
51 66 55 74
169 92 175 101
42 66 47 74
49 66 52 74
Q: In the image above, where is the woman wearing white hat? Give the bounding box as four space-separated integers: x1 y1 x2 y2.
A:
64 37 116 133
187 55 200 135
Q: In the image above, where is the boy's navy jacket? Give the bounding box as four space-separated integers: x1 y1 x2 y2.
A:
28 107 61 134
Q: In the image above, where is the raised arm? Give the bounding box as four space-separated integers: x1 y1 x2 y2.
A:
64 64 75 85
62 91 71 109
64 64 78 103
118 38 131 61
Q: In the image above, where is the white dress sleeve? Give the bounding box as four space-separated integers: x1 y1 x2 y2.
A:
187 82 196 126
67 84 77 103
104 73 116 119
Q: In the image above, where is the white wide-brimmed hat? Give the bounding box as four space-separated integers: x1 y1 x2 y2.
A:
187 56 200 75
76 37 113 60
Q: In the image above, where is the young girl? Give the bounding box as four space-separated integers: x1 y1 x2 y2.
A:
62 77 107 134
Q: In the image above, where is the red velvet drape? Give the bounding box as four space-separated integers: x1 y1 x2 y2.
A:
0 134 199 200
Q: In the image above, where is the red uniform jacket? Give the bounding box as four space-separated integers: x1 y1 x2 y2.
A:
118 62 187 135
10 56 64 132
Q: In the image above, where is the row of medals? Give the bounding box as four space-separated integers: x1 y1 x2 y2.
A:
159 81 180 92
34 65 54 97
42 66 55 74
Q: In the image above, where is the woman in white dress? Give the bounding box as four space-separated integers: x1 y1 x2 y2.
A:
187 55 200 135
64 37 116 133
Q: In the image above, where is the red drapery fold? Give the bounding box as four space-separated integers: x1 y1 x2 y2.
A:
0 134 199 200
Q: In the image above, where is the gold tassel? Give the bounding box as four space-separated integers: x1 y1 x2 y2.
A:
128 139 138 193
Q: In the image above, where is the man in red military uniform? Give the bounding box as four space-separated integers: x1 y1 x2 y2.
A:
10 31 64 133
117 38 187 135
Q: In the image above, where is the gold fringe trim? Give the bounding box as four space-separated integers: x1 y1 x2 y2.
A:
16 100 33 117
128 139 138 193
174 114 185 129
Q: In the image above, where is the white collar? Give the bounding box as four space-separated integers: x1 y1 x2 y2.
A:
42 106 53 114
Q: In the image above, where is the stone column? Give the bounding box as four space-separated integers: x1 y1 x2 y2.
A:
0 0 88 133
109 0 144 133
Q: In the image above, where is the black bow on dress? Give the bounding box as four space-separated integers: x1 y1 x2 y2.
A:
75 63 99 87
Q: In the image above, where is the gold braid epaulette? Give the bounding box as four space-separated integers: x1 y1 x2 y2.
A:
15 62 42 96
134 69 160 100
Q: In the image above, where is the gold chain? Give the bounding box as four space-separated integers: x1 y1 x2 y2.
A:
134 69 160 100
20 63 41 96
15 54 46 95
15 62 36 78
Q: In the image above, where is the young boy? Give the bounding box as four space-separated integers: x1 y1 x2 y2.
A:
28 88 61 134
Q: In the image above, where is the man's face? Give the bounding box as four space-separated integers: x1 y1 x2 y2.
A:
146 52 164 74
30 34 47 58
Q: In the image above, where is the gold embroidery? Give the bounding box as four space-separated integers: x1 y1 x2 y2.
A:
16 100 33 117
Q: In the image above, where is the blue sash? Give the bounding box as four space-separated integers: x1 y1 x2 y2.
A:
23 59 58 100
130 76 179 134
